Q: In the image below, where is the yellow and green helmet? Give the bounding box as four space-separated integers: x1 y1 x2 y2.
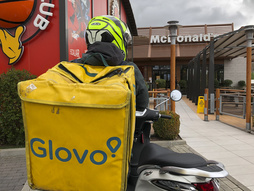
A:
85 15 132 60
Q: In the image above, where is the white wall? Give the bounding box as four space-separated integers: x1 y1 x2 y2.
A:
224 57 246 87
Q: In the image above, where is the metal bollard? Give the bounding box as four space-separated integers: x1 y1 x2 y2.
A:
204 88 209 121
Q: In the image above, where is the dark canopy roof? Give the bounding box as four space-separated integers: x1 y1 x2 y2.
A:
122 0 138 36
201 25 254 59
188 25 254 131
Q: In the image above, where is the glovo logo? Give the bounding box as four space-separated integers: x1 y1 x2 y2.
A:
0 0 55 65
30 137 122 165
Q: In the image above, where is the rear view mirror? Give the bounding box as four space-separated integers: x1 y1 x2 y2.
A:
170 90 182 102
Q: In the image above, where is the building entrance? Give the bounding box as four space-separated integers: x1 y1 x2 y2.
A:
152 65 170 89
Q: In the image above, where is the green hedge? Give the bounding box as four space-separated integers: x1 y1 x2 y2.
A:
223 79 233 87
155 79 166 89
0 68 36 146
153 110 180 140
238 80 246 88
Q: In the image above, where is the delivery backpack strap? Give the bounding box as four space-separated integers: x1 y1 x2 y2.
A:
78 53 110 78
81 53 109 67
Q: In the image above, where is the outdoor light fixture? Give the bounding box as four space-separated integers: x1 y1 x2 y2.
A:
245 25 254 46
166 20 180 44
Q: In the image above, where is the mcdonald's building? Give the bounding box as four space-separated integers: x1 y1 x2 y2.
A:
130 23 253 92
130 23 254 131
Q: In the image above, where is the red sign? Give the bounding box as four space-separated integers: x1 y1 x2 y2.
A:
0 0 59 76
0 0 129 76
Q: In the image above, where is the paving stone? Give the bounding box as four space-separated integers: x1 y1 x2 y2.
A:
0 154 27 191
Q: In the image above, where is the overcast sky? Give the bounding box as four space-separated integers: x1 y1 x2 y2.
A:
129 0 254 30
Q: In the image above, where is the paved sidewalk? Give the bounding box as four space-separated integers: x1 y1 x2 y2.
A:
176 99 254 191
0 149 27 191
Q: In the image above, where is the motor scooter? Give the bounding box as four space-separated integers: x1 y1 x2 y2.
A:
127 90 228 191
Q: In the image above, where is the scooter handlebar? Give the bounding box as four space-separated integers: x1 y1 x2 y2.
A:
159 114 172 119
136 108 172 121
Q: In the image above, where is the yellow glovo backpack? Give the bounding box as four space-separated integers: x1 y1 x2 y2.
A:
18 57 136 191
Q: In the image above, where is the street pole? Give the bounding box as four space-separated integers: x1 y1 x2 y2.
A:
170 43 176 112
245 26 254 132
167 21 180 112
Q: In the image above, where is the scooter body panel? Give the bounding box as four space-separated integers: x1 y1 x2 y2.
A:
135 168 209 191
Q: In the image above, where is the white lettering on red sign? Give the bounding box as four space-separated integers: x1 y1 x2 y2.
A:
33 1 55 30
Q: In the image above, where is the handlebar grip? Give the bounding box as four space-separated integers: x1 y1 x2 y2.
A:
160 114 172 119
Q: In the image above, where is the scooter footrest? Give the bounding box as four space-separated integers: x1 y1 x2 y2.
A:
137 165 161 174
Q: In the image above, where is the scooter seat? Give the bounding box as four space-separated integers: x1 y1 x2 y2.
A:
138 143 207 168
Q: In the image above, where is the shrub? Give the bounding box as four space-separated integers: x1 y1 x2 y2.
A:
153 110 180 140
214 79 220 88
0 68 36 146
223 79 233 87
238 80 246 88
179 80 187 94
179 80 187 89
155 79 166 89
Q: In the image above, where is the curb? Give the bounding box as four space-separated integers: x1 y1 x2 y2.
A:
151 139 186 147
22 181 40 191
0 148 25 157
226 175 252 191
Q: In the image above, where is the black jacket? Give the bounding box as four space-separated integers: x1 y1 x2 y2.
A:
72 42 149 111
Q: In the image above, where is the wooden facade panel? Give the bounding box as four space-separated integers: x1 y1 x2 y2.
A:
150 46 171 58
132 45 149 58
